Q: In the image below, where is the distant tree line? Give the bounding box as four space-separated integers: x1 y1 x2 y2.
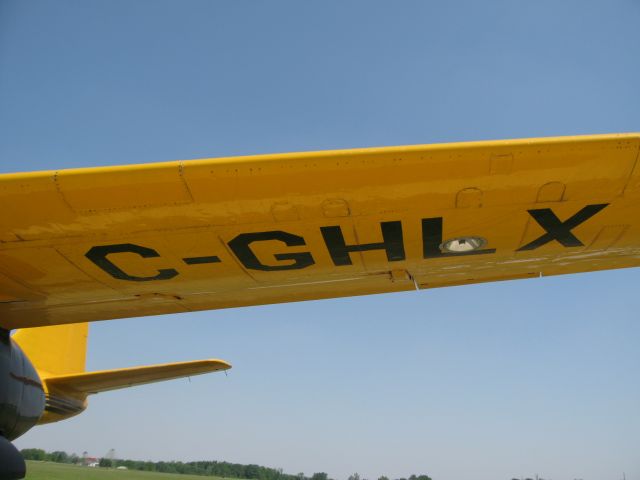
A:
21 449 79 464
20 448 432 480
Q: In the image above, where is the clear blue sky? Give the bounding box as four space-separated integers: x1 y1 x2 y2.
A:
1 2 639 479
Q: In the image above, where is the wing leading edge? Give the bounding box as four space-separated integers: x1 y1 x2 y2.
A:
1 133 639 329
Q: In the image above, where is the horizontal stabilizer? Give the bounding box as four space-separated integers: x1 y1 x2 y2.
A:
44 359 230 395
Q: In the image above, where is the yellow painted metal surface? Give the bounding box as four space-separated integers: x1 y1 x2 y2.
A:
44 359 230 396
12 323 90 424
12 323 230 424
34 359 230 425
1 133 640 329
12 323 88 377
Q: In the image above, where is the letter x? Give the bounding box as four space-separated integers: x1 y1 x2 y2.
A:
517 203 609 251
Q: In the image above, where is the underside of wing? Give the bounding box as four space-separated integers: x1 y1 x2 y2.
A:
1 133 639 329
43 359 230 395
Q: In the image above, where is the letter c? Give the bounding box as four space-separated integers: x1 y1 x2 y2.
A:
85 243 179 282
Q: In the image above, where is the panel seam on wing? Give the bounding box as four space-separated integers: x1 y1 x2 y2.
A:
178 162 195 202
621 139 640 197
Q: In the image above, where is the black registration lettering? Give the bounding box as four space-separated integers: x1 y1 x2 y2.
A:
228 231 314 271
320 221 405 266
517 204 609 251
422 217 495 258
85 244 179 282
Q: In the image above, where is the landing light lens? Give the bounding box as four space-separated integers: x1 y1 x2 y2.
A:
440 236 487 253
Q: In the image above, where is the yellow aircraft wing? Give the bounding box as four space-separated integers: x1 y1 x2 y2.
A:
43 359 231 395
1 133 639 329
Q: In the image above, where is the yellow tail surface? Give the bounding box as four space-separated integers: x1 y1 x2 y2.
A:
12 322 230 390
12 323 88 378
45 359 231 395
12 322 230 425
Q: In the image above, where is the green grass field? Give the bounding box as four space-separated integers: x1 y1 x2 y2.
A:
25 461 229 480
